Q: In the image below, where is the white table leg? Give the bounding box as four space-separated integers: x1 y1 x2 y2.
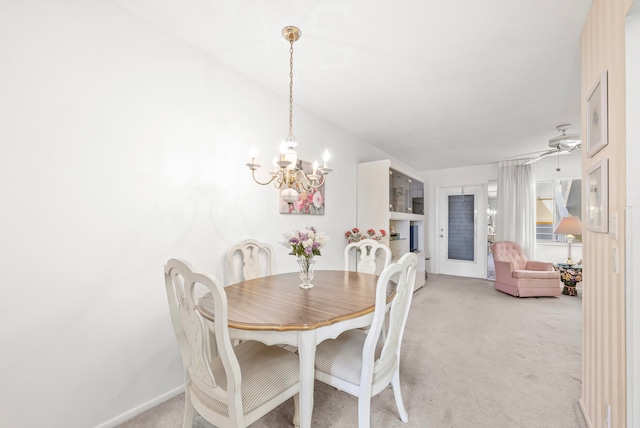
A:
298 330 317 428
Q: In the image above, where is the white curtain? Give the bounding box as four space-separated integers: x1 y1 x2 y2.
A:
496 159 536 258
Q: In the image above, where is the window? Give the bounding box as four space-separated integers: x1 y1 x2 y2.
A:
536 179 582 243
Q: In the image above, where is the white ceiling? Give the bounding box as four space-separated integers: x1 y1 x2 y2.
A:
116 0 592 171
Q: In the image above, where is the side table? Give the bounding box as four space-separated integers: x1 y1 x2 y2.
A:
554 263 583 296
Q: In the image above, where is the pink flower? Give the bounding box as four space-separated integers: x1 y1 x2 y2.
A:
344 227 387 242
313 191 324 208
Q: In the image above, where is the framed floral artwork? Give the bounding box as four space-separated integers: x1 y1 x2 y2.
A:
586 70 608 157
586 158 608 233
279 159 325 215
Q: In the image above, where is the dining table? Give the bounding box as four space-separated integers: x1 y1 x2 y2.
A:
197 269 393 428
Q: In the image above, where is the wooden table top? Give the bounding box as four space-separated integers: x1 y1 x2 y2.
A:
198 270 391 332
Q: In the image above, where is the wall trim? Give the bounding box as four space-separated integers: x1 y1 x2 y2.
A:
94 385 184 428
626 9 640 428
579 399 594 428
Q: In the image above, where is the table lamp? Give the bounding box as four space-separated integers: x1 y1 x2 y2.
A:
554 215 583 264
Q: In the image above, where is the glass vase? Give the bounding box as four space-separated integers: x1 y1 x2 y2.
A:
296 257 316 289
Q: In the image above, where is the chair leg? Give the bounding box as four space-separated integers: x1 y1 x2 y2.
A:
391 371 408 423
183 388 195 428
358 396 372 428
292 393 300 427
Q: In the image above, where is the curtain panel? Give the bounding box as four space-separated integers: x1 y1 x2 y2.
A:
496 159 536 258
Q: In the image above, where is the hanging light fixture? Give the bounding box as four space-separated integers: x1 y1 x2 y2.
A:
548 124 582 148
246 26 332 204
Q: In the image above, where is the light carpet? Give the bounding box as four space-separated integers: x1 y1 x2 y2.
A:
121 274 586 428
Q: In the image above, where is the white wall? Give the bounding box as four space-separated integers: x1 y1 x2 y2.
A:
0 1 388 427
422 154 583 275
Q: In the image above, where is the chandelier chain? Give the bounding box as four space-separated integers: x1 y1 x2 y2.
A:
288 39 295 142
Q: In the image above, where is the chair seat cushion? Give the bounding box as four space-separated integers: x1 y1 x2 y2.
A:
191 340 299 417
513 269 559 280
315 329 382 386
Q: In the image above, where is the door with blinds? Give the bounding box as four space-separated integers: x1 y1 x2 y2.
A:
437 185 487 278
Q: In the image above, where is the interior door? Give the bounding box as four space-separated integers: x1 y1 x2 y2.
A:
437 185 487 278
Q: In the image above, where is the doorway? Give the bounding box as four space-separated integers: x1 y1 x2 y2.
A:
437 184 487 278
487 180 497 280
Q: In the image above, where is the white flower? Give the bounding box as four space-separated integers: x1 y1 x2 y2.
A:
317 233 328 246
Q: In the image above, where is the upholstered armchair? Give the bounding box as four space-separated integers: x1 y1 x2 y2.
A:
491 241 562 297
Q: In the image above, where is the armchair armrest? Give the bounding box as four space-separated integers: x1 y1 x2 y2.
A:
525 260 554 271
494 260 515 279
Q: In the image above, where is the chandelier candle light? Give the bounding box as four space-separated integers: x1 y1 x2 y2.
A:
246 26 332 204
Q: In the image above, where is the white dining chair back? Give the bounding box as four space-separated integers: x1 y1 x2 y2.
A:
164 258 300 427
344 238 392 275
225 239 275 285
314 252 417 428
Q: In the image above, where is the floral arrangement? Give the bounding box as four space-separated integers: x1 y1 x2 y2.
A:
344 227 387 243
283 226 329 260
559 267 583 287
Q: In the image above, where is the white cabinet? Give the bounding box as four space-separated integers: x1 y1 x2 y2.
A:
357 160 426 291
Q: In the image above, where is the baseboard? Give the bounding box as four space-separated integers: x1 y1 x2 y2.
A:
94 385 184 428
579 398 594 428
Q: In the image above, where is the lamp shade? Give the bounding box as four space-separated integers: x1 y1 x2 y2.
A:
554 215 583 235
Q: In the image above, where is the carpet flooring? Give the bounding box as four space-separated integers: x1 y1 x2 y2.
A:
120 274 586 428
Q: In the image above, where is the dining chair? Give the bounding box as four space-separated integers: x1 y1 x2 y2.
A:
344 238 392 275
164 258 300 427
226 239 275 285
314 252 417 428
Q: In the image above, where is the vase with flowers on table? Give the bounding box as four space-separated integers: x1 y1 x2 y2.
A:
283 226 329 289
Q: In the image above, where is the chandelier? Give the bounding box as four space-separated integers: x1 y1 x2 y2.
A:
246 26 332 204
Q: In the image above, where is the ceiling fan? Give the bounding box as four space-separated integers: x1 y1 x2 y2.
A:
506 124 582 164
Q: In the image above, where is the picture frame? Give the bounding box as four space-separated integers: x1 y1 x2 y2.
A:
279 159 325 215
586 158 608 233
586 70 608 157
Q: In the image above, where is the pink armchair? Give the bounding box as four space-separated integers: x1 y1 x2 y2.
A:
491 241 562 297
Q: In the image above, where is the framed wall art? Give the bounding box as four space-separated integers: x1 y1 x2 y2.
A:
586 70 608 157
586 158 608 233
279 159 325 215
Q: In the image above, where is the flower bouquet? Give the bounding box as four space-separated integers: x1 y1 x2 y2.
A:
283 226 329 288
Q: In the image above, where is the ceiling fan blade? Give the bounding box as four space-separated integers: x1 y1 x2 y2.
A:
525 156 547 165
536 148 560 158
503 149 549 160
